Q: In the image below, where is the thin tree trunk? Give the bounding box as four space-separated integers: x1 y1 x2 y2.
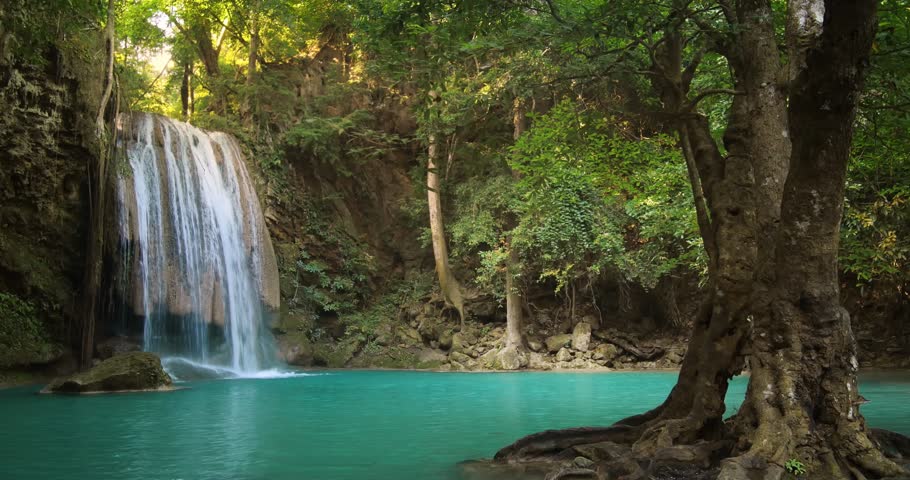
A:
243 0 260 127
181 62 191 120
719 2 905 478
189 21 223 114
81 0 117 368
427 133 465 325
499 98 529 370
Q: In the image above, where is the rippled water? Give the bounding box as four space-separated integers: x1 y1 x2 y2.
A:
1 371 908 480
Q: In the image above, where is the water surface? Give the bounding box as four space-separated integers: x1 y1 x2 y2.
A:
2 371 908 480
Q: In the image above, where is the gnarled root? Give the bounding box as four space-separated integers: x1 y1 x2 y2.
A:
718 410 907 480
494 425 640 462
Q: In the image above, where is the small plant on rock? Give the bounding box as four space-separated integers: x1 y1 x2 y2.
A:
785 458 807 477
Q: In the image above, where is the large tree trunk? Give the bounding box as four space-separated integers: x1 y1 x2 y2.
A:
621 0 791 452
719 2 906 478
496 0 791 461
498 98 529 370
427 133 465 325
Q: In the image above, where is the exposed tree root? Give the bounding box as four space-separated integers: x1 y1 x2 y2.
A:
490 420 910 480
495 425 641 462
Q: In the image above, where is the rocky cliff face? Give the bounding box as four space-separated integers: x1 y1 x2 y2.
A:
0 33 105 369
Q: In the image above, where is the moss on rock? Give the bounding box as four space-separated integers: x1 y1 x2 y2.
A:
0 292 62 367
43 352 172 394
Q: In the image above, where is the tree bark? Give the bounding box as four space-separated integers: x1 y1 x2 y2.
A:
427 133 465 325
181 62 191 120
499 98 529 370
242 0 260 127
81 0 117 368
185 19 224 114
625 0 791 452
719 2 906 478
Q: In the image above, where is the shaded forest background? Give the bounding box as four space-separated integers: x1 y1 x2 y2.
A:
1 0 908 374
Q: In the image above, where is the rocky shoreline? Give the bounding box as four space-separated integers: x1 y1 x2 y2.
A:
278 313 691 372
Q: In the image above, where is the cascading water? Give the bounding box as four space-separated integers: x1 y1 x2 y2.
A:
113 113 281 377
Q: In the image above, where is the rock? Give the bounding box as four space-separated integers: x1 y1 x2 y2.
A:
497 346 528 371
417 348 447 364
528 339 543 352
582 314 600 330
43 352 172 394
478 348 500 369
449 361 468 372
546 334 574 353
401 326 422 344
528 352 552 370
594 343 620 361
438 330 454 350
556 347 573 362
96 336 141 359
665 350 684 365
450 351 473 364
278 334 314 366
451 331 475 352
312 339 360 368
572 322 592 351
574 456 595 469
373 322 394 346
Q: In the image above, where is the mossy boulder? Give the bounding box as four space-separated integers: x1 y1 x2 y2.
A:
312 338 362 368
276 331 315 366
545 334 573 353
43 352 172 394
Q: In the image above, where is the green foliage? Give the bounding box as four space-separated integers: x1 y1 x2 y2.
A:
285 239 374 316
842 192 909 285
451 175 514 254
1 0 106 66
784 458 807 477
509 99 700 292
283 110 402 177
445 99 702 301
0 292 59 368
841 3 910 293
340 272 433 342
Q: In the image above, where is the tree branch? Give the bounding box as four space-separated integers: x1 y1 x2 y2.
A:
686 88 741 110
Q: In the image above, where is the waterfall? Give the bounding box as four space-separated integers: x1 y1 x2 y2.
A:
114 113 280 377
